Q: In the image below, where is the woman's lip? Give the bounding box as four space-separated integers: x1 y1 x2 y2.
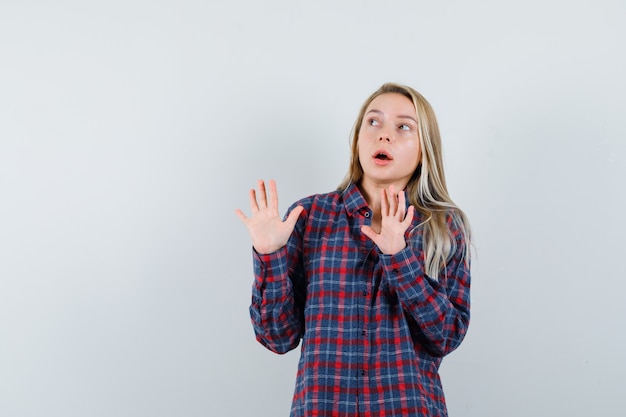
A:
372 155 392 166
372 150 393 158
372 150 393 166
373 158 391 166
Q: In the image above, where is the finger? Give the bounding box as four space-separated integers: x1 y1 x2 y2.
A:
387 185 397 216
380 188 389 217
235 208 248 223
397 190 407 219
257 180 268 209
249 189 259 213
268 179 279 212
402 205 415 226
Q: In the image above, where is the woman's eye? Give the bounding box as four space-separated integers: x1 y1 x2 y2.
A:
399 124 411 131
368 118 379 126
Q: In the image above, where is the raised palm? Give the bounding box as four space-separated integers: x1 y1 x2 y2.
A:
361 186 414 255
236 180 303 254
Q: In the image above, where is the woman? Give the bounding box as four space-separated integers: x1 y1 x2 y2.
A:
236 83 472 416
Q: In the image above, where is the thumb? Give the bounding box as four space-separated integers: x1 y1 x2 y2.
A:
361 225 378 243
284 205 304 229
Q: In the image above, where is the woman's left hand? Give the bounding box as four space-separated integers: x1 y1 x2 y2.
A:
361 186 414 255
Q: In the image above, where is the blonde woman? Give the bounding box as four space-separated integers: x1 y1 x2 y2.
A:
236 83 472 416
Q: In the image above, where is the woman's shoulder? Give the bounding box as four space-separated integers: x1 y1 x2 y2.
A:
443 207 471 246
413 206 470 240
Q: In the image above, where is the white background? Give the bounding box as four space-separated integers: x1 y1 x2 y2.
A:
1 1 625 416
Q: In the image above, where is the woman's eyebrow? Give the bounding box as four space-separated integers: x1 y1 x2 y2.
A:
366 109 417 124
398 115 418 124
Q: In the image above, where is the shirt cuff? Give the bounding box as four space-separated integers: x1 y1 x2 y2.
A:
253 246 289 284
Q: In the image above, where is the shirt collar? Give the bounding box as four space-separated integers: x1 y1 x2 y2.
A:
341 182 419 221
341 182 370 217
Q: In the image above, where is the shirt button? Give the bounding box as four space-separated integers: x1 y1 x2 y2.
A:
362 290 367 296
392 269 399 275
361 369 366 376
361 330 366 336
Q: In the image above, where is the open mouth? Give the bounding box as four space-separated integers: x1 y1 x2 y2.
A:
374 151 392 160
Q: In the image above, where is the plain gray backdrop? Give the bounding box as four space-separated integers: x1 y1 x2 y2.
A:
1 1 625 416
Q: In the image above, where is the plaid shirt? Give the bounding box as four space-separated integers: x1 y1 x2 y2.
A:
250 183 471 416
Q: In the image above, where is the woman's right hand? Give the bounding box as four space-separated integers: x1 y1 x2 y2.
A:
235 179 304 255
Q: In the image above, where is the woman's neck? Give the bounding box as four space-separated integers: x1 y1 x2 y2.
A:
358 177 409 231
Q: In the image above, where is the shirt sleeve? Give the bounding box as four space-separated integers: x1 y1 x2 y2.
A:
249 206 306 354
380 214 471 357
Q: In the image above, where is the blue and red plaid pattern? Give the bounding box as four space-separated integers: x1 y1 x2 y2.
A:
250 183 471 417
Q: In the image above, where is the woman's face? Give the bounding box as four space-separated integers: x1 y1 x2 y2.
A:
357 92 421 189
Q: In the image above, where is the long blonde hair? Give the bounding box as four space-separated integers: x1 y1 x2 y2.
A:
338 83 471 280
